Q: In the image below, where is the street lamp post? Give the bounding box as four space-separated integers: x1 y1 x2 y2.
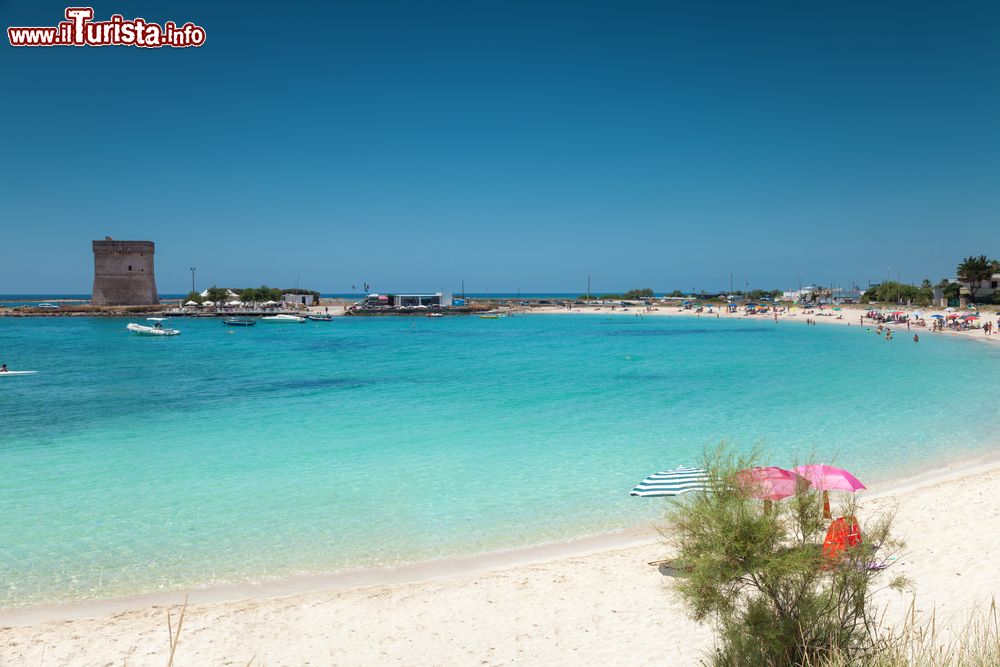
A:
190 267 196 293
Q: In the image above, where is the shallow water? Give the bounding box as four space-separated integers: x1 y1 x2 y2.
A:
1 313 998 607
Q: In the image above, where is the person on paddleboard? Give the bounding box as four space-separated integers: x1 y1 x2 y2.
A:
0 364 8 372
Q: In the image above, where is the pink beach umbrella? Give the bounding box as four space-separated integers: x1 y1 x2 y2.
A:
793 465 866 519
736 467 809 511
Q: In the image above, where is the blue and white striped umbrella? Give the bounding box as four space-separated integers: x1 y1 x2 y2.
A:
630 466 709 497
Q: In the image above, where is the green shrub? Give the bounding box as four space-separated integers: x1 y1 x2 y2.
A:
665 446 907 667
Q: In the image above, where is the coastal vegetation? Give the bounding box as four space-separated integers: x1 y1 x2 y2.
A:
957 255 1000 303
666 447 906 667
861 281 935 307
818 600 1000 666
579 288 656 301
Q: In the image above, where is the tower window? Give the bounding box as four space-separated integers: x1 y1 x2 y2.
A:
128 265 132 271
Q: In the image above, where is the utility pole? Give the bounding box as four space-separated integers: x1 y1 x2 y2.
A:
190 267 196 293
729 273 733 296
587 275 591 301
462 280 465 300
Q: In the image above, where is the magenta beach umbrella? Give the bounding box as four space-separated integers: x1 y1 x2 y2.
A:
793 465 866 518
736 467 809 512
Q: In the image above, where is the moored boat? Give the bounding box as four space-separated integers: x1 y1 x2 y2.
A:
261 314 306 323
426 312 444 318
307 314 333 321
224 317 257 326
126 318 180 336
479 314 500 319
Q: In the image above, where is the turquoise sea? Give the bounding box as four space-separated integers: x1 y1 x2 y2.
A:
2 314 999 609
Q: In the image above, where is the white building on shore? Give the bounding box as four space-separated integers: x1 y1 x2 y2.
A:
359 292 453 308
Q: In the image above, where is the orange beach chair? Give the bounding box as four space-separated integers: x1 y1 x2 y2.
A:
821 515 862 566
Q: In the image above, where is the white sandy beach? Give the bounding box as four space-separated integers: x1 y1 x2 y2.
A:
3 454 1000 666
532 301 1000 346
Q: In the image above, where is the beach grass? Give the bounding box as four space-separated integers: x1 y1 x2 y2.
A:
815 598 1000 666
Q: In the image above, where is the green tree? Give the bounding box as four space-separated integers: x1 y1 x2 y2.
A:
956 255 995 302
256 285 282 302
205 286 229 303
914 279 934 307
667 446 906 667
936 279 960 303
183 291 203 304
621 288 654 300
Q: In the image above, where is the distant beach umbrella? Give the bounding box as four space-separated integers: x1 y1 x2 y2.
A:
184 300 199 306
930 314 944 319
963 314 979 320
630 466 709 497
736 466 807 502
202 300 215 306
793 464 866 519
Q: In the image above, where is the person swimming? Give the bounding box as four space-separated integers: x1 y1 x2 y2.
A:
0 363 7 372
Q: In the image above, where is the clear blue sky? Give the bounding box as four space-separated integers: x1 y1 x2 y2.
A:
2 1 998 294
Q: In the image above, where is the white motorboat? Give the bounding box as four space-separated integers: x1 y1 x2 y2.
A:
261 314 306 323
127 317 181 336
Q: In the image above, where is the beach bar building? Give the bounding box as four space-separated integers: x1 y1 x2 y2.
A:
360 292 453 308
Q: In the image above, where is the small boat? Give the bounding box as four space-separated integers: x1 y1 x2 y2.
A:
0 370 37 377
480 314 500 319
261 314 306 323
127 318 180 336
307 314 333 321
426 313 444 318
224 317 257 326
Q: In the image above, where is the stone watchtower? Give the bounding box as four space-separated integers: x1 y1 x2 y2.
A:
91 238 159 305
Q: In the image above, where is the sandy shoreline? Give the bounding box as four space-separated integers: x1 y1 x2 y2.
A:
532 301 1000 346
4 451 1000 665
